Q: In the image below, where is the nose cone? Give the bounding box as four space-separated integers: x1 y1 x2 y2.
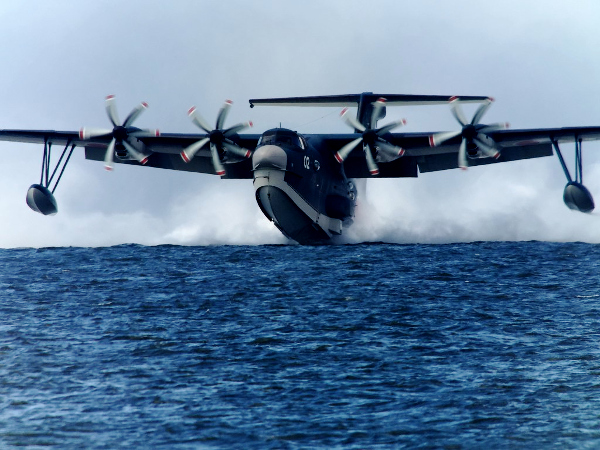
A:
252 145 287 171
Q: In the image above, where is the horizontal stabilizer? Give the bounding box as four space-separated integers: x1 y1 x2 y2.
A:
249 92 490 108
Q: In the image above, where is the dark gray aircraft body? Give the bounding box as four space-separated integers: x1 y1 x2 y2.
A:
2 92 598 243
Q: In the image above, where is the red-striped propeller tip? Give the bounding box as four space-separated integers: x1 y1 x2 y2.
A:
401 118 407 125
155 130 161 137
79 128 84 140
106 95 115 100
181 151 191 163
505 122 510 128
449 96 459 102
428 135 436 147
340 107 349 116
187 106 196 116
140 157 149 165
244 150 251 158
334 152 344 164
217 170 225 176
248 121 253 128
141 102 149 108
376 97 386 103
225 100 233 105
104 165 114 171
370 169 379 176
488 97 495 102
460 167 468 171
398 148 405 157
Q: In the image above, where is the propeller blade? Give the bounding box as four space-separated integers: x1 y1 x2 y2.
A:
370 97 386 127
479 122 510 133
458 137 468 170
222 140 252 159
188 106 213 133
473 136 500 159
334 137 363 164
364 143 379 176
216 99 233 130
223 121 253 137
340 108 366 132
105 95 120 127
79 127 113 140
471 98 493 125
375 119 407 136
129 129 161 138
181 137 210 163
104 138 116 171
449 97 468 126
429 130 462 147
123 101 149 128
375 139 405 159
122 139 150 165
210 143 226 176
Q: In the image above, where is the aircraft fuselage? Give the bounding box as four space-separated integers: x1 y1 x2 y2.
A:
252 128 356 244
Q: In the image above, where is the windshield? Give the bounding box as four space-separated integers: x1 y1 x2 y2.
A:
258 129 304 149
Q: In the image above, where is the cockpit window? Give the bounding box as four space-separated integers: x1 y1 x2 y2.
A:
258 129 305 150
258 133 276 146
298 136 306 150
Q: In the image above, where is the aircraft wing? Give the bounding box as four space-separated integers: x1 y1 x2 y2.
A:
325 126 600 178
3 125 600 180
0 129 262 179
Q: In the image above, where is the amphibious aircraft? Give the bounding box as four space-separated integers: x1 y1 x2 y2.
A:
1 92 598 244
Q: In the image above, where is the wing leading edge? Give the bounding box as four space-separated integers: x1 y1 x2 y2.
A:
3 125 600 178
0 129 261 179
409 126 600 174
315 125 600 178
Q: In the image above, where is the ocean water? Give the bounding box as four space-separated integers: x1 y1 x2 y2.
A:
1 241 600 449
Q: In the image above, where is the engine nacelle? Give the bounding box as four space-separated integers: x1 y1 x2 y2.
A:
563 181 594 213
26 184 58 216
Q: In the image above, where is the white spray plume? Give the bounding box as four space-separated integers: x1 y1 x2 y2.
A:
343 160 600 244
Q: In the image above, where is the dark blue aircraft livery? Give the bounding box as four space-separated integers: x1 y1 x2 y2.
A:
2 92 598 243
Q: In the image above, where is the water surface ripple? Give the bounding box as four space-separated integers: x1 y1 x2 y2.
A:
1 242 600 448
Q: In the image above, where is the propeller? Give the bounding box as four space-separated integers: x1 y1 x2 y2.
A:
180 100 253 176
428 97 509 170
79 95 159 171
335 98 406 176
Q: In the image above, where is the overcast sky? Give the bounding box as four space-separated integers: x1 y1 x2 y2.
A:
0 0 599 247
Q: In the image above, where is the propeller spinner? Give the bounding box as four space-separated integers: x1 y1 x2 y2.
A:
79 95 159 171
180 100 253 176
429 97 509 170
335 98 406 176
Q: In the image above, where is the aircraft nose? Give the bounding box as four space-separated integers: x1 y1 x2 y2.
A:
252 145 287 171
